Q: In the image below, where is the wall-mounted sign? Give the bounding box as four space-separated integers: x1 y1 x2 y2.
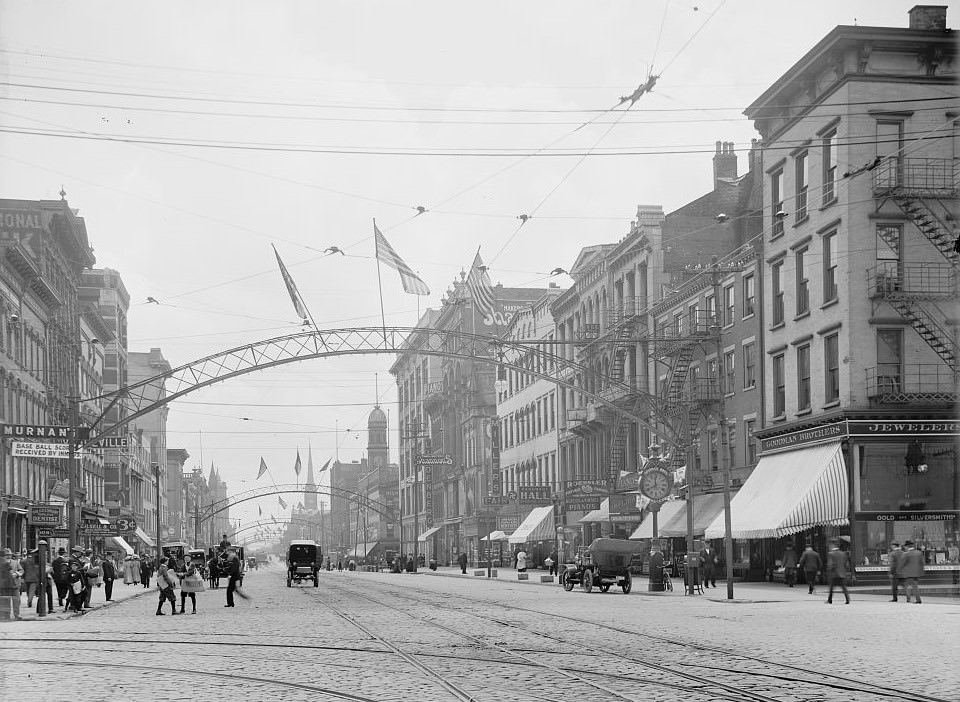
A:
11 442 74 458
759 423 844 454
847 421 959 437
29 504 63 526
415 454 453 466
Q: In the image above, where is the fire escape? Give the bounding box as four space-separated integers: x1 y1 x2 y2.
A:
651 308 719 479
869 157 958 397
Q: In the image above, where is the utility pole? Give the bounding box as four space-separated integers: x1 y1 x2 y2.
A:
67 395 80 554
153 463 161 571
710 256 736 601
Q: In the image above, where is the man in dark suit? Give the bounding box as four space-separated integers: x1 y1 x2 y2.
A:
224 549 241 607
825 540 852 604
101 555 116 602
699 541 718 588
458 552 468 574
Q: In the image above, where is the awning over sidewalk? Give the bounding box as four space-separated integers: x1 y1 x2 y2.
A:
346 542 378 558
132 527 155 548
417 526 442 542
578 498 609 523
658 493 727 537
483 530 511 542
508 506 554 544
107 536 135 555
704 441 848 540
629 500 685 540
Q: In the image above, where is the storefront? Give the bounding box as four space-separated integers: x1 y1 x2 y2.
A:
705 419 959 584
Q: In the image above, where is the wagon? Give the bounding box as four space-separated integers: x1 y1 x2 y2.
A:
560 538 639 594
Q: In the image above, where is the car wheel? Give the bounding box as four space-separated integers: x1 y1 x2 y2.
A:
582 569 594 593
622 572 632 594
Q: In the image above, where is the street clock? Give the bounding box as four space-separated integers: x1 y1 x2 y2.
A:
639 467 673 501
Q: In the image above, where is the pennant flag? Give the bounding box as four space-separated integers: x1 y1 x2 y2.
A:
272 244 310 322
271 515 277 524
278 496 287 509
258 505 262 517
294 449 302 477
297 502 304 511
319 458 331 473
374 221 430 295
257 457 268 480
466 252 497 321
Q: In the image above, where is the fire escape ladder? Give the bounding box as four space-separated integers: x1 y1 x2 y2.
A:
610 323 634 382
893 195 959 265
663 345 695 410
888 297 957 370
608 416 630 478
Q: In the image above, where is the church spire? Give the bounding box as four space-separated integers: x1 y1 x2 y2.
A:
304 443 318 511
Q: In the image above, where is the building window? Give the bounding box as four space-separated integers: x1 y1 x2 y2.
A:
709 429 719 471
773 353 786 417
824 333 840 403
822 129 838 204
724 350 735 395
743 342 756 389
745 419 757 465
687 302 698 333
723 284 735 326
771 168 785 237
823 232 838 302
797 344 811 411
772 260 784 326
705 295 717 327
876 224 902 286
674 310 684 337
877 329 903 394
876 120 903 188
743 274 755 317
795 151 808 220
795 248 809 316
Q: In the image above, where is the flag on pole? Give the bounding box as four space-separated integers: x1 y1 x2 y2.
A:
257 457 268 480
466 251 497 322
278 496 287 509
319 458 331 473
294 449 302 477
373 221 430 295
272 244 310 322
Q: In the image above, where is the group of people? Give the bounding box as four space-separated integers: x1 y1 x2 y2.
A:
886 540 926 605
0 545 124 619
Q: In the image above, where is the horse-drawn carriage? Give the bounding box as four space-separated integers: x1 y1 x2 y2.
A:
287 540 321 587
207 545 245 588
560 538 638 594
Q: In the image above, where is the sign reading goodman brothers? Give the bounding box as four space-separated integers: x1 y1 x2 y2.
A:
760 420 960 455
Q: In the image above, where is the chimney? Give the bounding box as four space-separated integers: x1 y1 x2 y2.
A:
908 5 947 30
748 138 762 174
713 140 738 187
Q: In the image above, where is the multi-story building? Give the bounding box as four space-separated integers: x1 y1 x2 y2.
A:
497 286 563 565
166 448 191 542
704 5 959 584
127 348 172 552
0 195 98 552
551 206 664 547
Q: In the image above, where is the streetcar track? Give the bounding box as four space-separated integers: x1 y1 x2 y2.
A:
0 657 388 702
330 575 952 702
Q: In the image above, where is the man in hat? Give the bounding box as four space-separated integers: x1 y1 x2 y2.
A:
52 547 70 607
20 549 40 608
887 542 904 602
224 547 241 607
798 544 822 595
899 541 925 604
825 540 851 604
0 548 22 619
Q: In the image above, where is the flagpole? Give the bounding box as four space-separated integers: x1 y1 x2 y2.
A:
373 218 388 346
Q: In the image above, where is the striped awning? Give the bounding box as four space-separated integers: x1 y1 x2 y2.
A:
578 498 609 523
508 506 555 544
417 526 442 542
659 493 727 537
629 500 685 540
704 441 848 540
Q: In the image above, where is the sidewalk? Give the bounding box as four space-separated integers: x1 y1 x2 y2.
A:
12 578 155 622
420 565 960 603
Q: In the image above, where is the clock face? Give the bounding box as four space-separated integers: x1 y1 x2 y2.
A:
640 469 672 501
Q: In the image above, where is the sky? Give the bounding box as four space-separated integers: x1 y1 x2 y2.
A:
0 1 938 539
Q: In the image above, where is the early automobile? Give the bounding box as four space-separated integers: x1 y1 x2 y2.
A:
287 539 321 587
187 548 208 578
560 538 639 594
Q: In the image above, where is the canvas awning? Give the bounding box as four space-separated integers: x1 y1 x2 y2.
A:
346 542 378 558
417 526 442 542
704 441 848 539
508 506 555 544
629 500 685 540
107 536 135 556
484 530 510 542
578 498 609 523
132 527 155 548
658 493 728 537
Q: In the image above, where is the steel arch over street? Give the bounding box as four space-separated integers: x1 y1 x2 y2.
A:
199 484 396 524
82 326 680 447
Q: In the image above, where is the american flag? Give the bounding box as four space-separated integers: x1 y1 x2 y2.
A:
466 252 497 322
373 222 430 295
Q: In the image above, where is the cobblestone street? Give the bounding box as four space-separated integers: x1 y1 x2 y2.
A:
2 563 957 701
